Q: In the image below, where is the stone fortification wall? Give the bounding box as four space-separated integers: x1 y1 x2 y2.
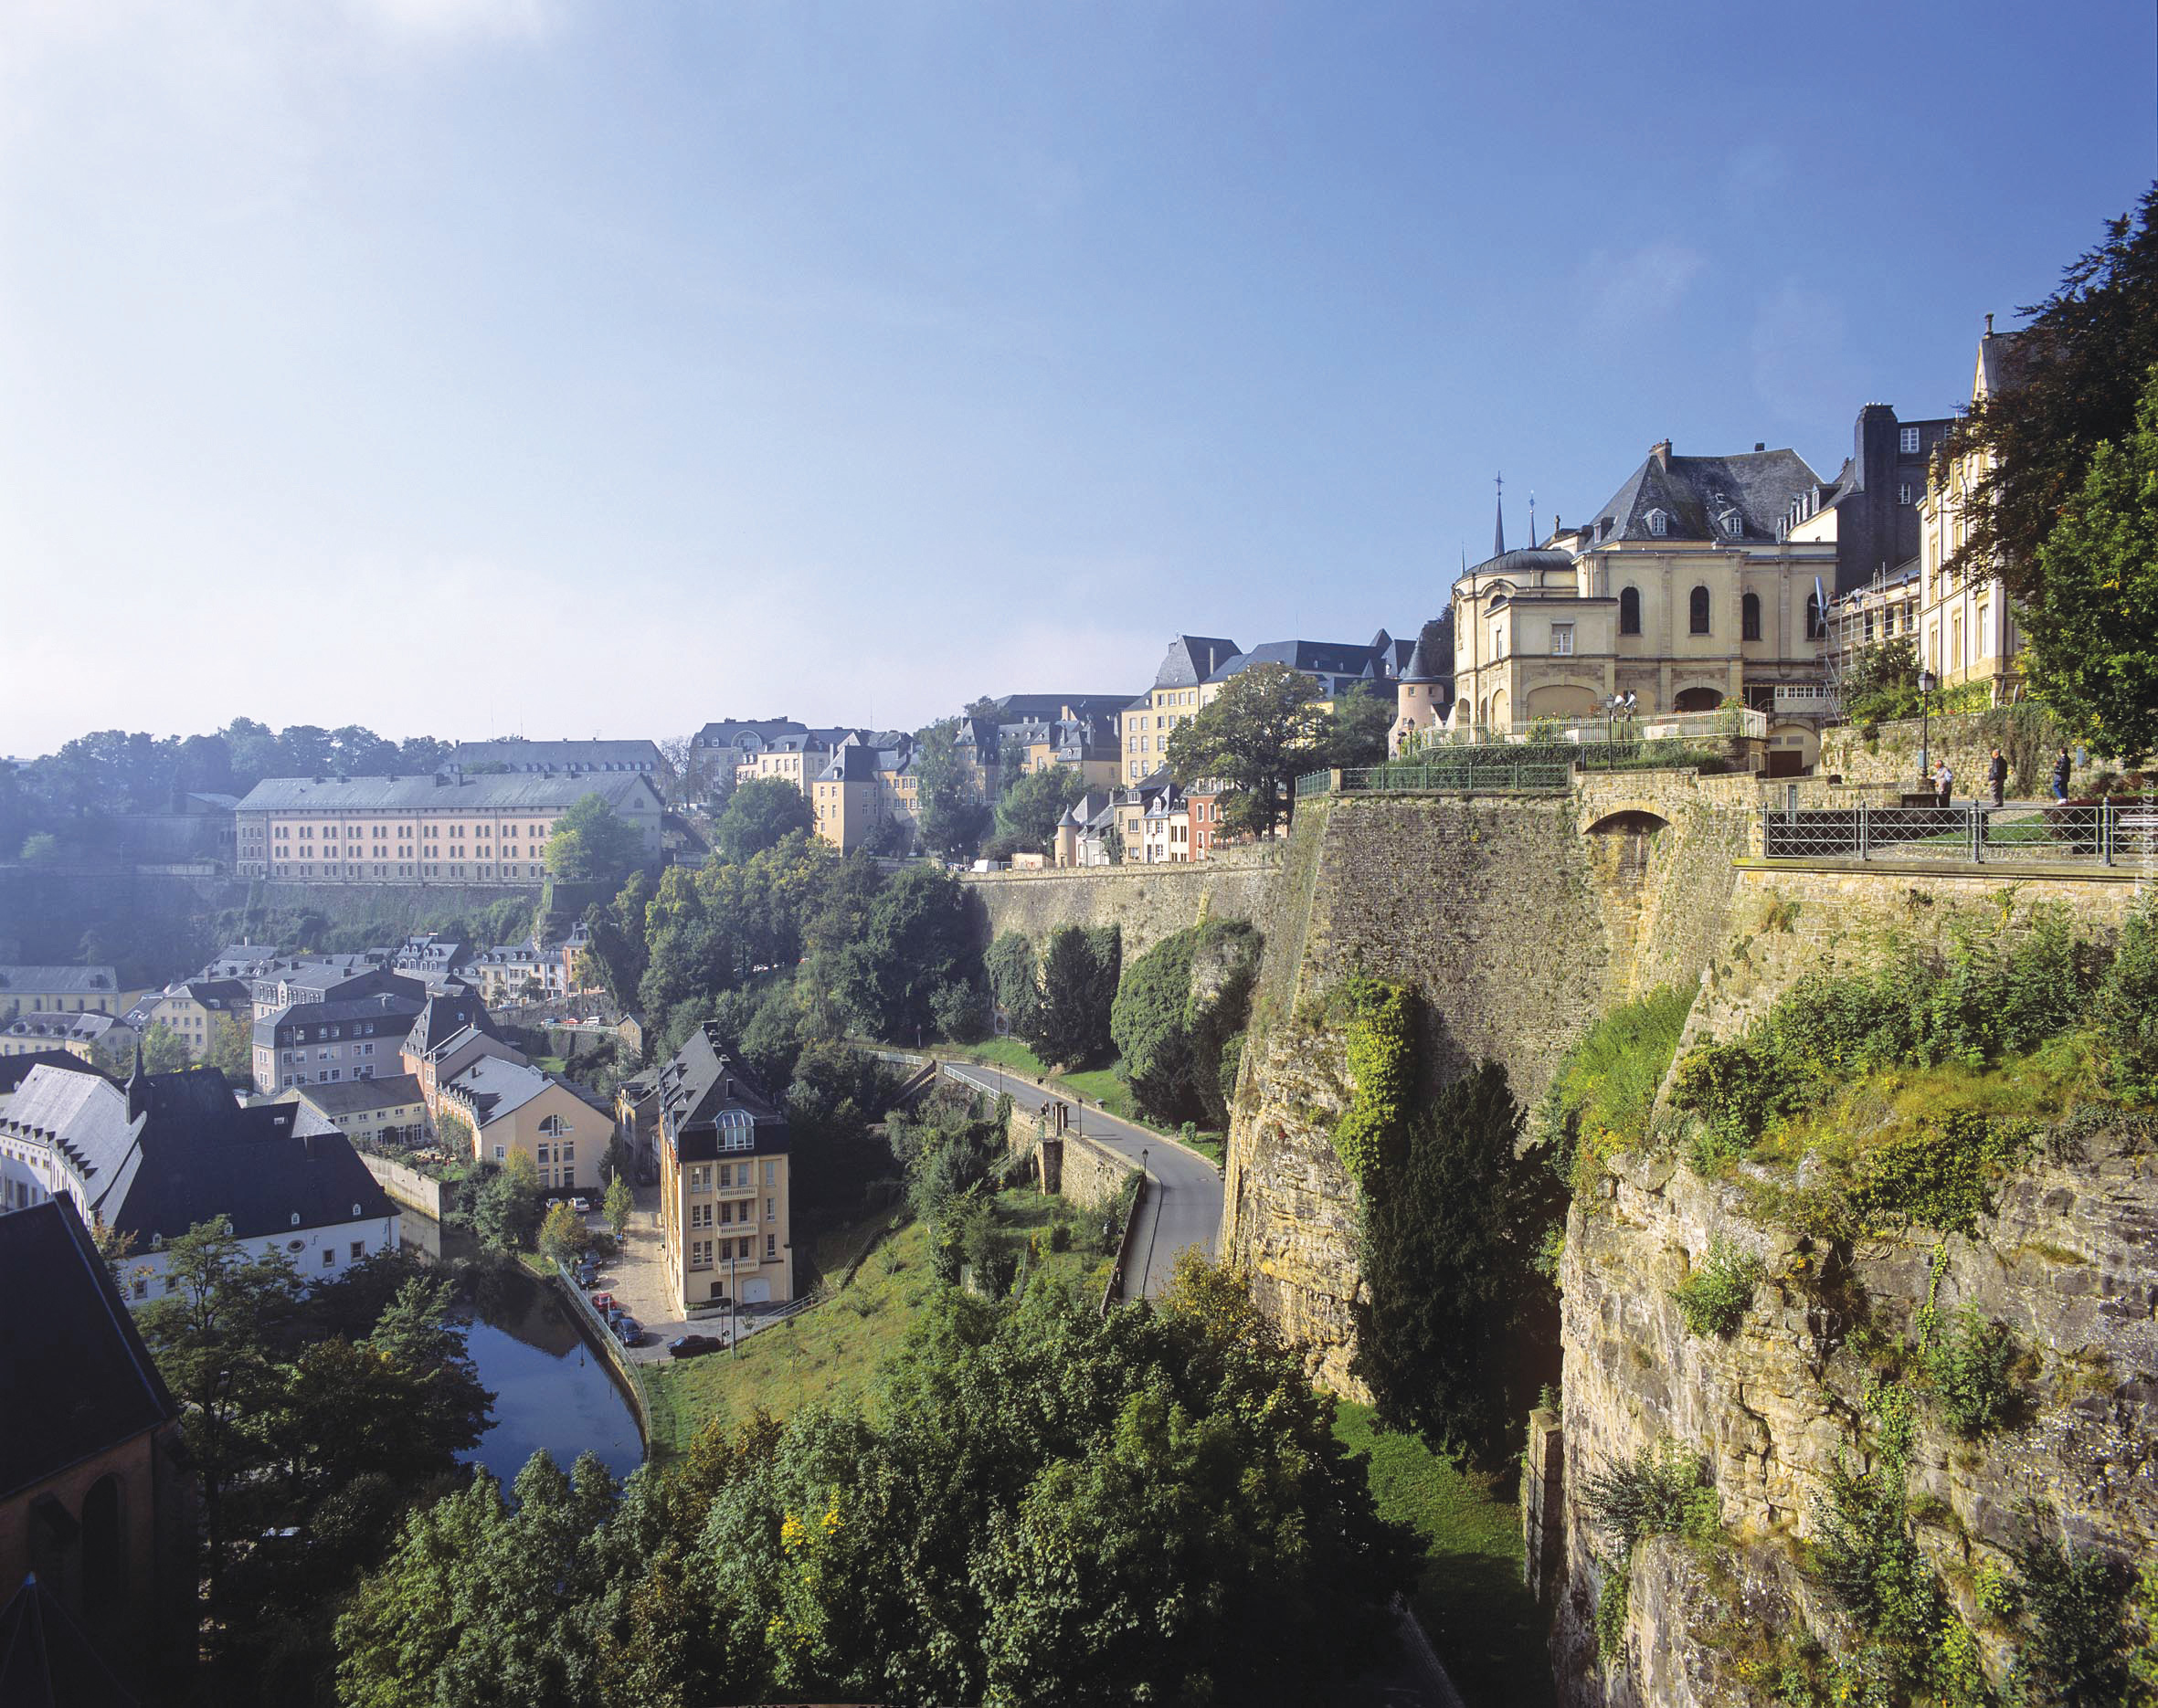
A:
961 844 1278 962
1223 785 1756 1392
1004 1102 1135 1212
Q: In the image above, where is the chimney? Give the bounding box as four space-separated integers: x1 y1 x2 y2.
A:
1651 439 1672 468
1754 442 1765 452
1984 312 1994 335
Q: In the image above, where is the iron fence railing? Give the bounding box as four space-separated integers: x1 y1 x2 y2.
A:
1421 707 1770 745
1761 799 2158 866
1337 761 1573 794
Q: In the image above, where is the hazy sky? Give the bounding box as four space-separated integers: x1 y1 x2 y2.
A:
4 1 2152 754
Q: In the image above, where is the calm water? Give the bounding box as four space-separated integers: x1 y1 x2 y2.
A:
407 1218 643 1485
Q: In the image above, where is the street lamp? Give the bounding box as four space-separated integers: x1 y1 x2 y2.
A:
1918 668 1938 787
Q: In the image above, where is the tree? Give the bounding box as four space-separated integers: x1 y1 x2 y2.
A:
912 719 992 861
994 764 1086 855
1166 662 1324 837
1944 187 2158 607
604 1174 635 1243
137 1218 305 1608
141 1020 192 1073
1109 921 1260 1127
1350 1060 1565 1464
206 1015 255 1086
537 1200 592 1268
437 1104 477 1161
545 794 644 885
984 932 1042 1038
18 831 60 864
580 871 654 1009
473 1151 545 1251
715 775 816 864
2020 362 2158 757
826 864 971 1041
1316 683 1395 770
1033 924 1119 1068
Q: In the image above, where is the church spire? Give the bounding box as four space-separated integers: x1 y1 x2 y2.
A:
1493 472 1506 558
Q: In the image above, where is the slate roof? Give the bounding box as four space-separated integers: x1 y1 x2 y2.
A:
1400 630 1444 683
1150 637 1243 690
4 1013 130 1049
980 694 1131 722
441 1056 555 1126
653 1023 787 1163
693 718 809 751
0 966 119 997
1585 444 1822 546
816 743 882 785
255 992 425 1049
0 1197 176 1502
233 773 662 814
1210 638 1390 685
449 738 662 772
298 1074 425 1117
0 1052 105 1098
401 986 500 1058
0 1571 143 1708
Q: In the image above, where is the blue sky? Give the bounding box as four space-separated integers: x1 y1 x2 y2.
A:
3 0 2151 753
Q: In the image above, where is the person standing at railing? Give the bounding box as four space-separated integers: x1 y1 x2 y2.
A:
1935 760 1953 808
2051 748 2072 804
1989 748 2008 808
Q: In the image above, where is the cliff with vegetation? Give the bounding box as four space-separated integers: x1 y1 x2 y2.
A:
1548 880 2158 1706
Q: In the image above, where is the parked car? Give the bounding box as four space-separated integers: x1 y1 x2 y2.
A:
611 1318 643 1346
569 1196 591 1214
608 1311 641 1336
668 1334 721 1360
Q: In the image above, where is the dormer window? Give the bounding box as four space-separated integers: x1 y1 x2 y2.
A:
1720 510 1744 539
1646 510 1668 537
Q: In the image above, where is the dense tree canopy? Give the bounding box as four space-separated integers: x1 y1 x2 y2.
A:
1109 920 1260 1127
993 764 1087 854
1033 924 1120 1068
336 1258 1416 1707
1350 1059 1565 1464
714 775 816 864
1165 662 1325 837
2022 363 2158 757
911 718 992 861
544 794 645 886
1313 683 1396 770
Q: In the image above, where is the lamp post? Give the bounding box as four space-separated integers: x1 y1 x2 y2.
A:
1918 668 1938 787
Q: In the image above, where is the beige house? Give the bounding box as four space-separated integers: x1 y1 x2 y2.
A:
1444 444 1835 759
0 1012 135 1069
295 1073 428 1147
132 980 251 1062
1915 321 2027 702
0 967 122 1021
1119 638 1239 786
441 1058 611 1192
232 771 662 885
651 1023 793 1312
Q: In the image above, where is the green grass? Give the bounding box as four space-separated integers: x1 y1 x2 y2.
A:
638 1193 1111 1462
1333 1401 1551 1708
530 1053 569 1075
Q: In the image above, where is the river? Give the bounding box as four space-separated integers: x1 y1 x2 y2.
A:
405 1216 644 1485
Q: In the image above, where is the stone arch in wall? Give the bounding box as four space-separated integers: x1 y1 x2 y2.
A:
1525 683 1602 719
1672 685 1724 713
1487 689 1511 729
1579 804 1673 998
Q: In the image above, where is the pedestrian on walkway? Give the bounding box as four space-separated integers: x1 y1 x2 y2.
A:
1935 760 1953 807
2051 747 2073 803
1988 747 2008 807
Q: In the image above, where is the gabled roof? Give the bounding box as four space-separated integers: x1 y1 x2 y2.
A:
1585 443 1822 546
653 1023 788 1162
693 718 809 750
0 1052 105 1098
402 986 500 1058
442 1056 556 1127
0 1198 176 1502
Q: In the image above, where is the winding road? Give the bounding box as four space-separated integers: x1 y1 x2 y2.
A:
939 1061 1223 1300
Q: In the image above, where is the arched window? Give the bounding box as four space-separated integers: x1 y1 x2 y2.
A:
1618 585 1641 636
1741 592 1761 641
1689 586 1711 635
1805 594 1825 639
1647 509 1669 537
81 1474 124 1609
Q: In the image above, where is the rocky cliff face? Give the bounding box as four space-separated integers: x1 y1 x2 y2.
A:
1553 1123 2158 1704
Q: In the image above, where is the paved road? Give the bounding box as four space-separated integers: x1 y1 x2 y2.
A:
941 1062 1222 1300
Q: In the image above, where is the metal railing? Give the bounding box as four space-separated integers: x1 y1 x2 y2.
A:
1761 799 2158 867
1421 706 1769 745
1298 760 1572 796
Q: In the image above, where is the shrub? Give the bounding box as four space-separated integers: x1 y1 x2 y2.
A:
1582 1439 1720 1556
1669 1238 1764 1338
1593 1560 1629 1665
2009 1523 2132 1705
1919 1302 2017 1437
1331 977 1416 1184
2098 901 2158 1099
1537 986 1694 1191
1842 1112 2027 1238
